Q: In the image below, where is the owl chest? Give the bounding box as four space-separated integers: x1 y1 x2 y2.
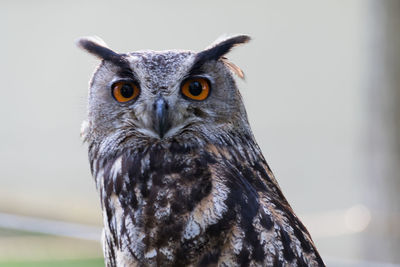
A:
105 177 226 265
99 148 227 264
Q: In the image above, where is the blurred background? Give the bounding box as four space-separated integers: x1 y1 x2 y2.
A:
0 0 399 266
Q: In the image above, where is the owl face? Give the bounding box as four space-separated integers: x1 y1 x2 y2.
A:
79 36 251 149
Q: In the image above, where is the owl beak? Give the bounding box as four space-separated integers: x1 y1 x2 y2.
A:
154 97 170 138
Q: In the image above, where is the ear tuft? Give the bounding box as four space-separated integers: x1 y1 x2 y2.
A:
189 35 250 75
76 36 109 49
207 34 251 51
196 35 250 63
76 36 121 62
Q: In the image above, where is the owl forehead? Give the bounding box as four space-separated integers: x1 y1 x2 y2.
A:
127 50 196 91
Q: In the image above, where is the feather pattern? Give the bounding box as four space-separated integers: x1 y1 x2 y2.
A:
88 129 324 266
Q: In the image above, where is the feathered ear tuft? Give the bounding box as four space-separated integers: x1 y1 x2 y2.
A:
189 35 250 78
76 36 123 64
195 35 250 64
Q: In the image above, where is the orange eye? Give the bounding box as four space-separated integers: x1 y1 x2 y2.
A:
181 78 210 101
112 81 140 103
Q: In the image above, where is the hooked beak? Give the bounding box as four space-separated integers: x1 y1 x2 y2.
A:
153 97 170 138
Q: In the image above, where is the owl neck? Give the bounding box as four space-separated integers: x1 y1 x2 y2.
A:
88 126 260 174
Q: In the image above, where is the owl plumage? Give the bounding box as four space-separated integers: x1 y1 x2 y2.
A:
77 35 325 266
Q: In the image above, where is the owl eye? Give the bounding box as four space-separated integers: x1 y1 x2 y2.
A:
181 78 210 101
112 81 140 103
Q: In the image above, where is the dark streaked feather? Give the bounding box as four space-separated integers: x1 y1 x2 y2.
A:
89 131 325 266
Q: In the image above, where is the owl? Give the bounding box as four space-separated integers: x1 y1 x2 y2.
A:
77 35 325 267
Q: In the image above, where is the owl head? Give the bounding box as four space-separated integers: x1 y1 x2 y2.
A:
78 35 251 150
